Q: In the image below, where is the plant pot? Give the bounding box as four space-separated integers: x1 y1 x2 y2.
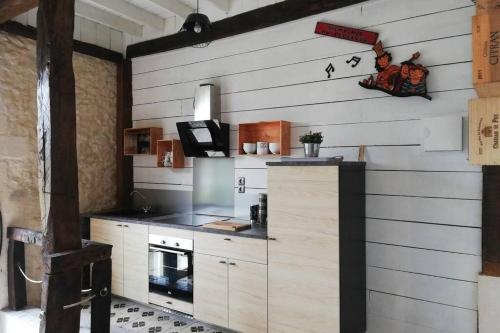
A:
303 143 321 157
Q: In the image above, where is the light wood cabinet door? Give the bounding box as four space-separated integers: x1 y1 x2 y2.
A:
267 166 340 333
123 222 149 303
228 260 268 333
194 253 228 328
194 232 267 264
90 218 124 297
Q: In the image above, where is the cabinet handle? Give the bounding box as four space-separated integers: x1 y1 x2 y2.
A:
123 225 129 228
268 237 277 241
166 301 173 305
224 238 231 241
219 260 227 264
116 224 122 227
229 262 236 266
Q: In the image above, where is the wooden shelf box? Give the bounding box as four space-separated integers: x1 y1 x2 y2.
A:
124 127 162 156
238 121 291 156
469 97 500 165
472 10 500 97
156 139 185 168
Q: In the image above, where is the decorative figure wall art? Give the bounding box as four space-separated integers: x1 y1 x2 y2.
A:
359 41 432 100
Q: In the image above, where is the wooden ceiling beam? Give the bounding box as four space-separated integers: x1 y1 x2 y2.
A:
75 0 143 37
146 0 193 20
81 0 165 31
127 0 369 58
0 0 38 24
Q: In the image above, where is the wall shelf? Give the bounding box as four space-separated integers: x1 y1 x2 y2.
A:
156 139 185 168
238 121 291 156
124 127 163 156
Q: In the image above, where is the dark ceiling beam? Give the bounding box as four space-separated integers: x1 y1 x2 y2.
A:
0 0 38 24
126 0 368 58
0 20 123 63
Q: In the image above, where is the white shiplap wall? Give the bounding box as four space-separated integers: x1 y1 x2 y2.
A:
131 1 481 332
13 8 125 53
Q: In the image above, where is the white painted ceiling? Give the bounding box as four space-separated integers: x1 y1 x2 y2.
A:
13 0 284 55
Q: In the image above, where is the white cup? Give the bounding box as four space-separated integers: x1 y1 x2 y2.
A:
243 143 257 154
257 142 269 155
269 143 280 155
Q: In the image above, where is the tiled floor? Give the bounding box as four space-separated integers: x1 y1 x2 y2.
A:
80 298 233 333
0 298 233 333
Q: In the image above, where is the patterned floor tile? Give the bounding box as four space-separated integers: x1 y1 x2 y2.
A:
76 297 234 333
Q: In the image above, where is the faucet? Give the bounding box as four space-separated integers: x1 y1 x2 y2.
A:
130 190 153 214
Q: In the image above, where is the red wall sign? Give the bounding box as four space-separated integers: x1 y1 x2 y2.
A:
314 22 379 45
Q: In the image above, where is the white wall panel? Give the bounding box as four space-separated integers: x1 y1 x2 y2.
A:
367 292 477 333
131 0 480 331
367 266 477 310
366 218 481 255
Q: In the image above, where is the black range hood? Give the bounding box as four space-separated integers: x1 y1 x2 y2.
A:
176 120 230 157
176 84 230 157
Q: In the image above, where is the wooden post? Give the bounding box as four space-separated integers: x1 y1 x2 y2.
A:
116 59 133 207
7 240 27 310
36 0 82 332
482 166 500 276
91 259 112 333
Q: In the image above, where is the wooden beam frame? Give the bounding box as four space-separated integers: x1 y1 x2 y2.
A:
0 0 37 24
75 0 143 37
37 0 82 331
146 0 193 20
0 20 123 62
116 59 133 207
81 0 165 31
127 0 368 58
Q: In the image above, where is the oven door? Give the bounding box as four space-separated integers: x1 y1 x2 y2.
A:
148 245 193 303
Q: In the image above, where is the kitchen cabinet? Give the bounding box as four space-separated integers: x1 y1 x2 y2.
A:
123 223 149 303
228 259 268 333
194 252 268 333
267 162 366 333
91 219 124 296
194 253 228 328
194 232 267 264
90 218 148 302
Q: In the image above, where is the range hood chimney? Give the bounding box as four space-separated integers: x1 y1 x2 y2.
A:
176 84 230 157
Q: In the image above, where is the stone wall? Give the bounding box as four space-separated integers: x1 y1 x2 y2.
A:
0 31 117 307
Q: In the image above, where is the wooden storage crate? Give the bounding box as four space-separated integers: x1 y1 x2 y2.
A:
124 127 162 155
469 97 500 165
156 139 185 168
476 0 500 14
238 121 291 156
472 10 500 97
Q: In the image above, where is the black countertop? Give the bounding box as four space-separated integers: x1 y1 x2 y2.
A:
86 211 267 240
267 160 366 167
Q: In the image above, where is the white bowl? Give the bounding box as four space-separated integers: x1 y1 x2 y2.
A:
243 143 257 154
269 143 280 155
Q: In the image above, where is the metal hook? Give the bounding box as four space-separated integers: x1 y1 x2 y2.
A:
17 263 42 284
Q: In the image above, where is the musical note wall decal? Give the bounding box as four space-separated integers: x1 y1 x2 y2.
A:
325 63 335 78
346 56 361 68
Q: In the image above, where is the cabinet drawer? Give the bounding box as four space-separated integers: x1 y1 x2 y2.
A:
149 292 193 315
149 225 194 240
194 232 267 264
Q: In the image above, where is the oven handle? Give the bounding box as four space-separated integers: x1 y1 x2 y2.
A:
149 246 188 256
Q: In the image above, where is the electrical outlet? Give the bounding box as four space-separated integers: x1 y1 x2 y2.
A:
238 185 245 193
238 177 245 186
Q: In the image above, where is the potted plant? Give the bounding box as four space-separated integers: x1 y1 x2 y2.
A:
299 131 323 157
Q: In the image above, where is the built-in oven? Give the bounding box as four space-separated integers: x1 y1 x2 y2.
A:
148 234 193 303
